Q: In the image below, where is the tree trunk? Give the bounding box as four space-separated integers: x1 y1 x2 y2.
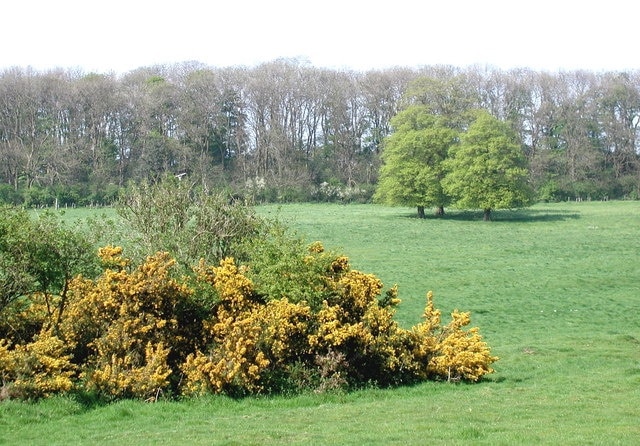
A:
417 205 425 219
483 208 492 221
435 205 445 217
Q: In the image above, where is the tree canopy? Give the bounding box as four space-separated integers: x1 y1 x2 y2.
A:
442 110 533 220
376 107 534 221
374 105 457 217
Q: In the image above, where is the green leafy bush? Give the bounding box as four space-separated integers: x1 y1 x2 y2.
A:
116 176 264 270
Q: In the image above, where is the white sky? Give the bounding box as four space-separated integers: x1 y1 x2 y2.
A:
2 0 638 74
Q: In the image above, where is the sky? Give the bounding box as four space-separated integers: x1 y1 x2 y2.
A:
2 0 638 74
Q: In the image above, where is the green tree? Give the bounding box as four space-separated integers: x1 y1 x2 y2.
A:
0 207 98 342
374 106 458 218
22 212 99 328
442 111 533 221
0 207 33 314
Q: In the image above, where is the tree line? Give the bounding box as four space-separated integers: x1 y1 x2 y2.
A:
1 59 639 206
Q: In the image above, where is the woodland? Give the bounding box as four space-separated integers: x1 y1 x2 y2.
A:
1 59 639 206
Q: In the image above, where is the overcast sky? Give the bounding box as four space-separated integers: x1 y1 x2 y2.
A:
2 0 638 74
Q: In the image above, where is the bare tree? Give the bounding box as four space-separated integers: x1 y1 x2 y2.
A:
598 72 640 179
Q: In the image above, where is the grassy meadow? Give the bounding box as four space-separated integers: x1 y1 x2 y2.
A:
2 201 639 444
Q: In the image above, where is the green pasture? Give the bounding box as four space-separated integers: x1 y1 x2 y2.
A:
2 201 639 444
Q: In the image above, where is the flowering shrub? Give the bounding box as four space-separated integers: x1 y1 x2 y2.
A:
181 259 269 396
0 339 14 399
182 258 313 396
412 291 498 382
311 182 372 203
59 250 199 399
1 332 75 399
88 341 172 400
427 310 498 382
0 244 497 400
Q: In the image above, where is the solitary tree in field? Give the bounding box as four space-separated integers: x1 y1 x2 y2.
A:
442 110 533 221
374 105 458 218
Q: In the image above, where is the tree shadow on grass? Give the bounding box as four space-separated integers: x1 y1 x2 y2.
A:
491 209 581 223
69 390 110 411
401 208 581 223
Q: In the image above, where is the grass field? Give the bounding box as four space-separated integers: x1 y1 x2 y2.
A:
2 201 639 444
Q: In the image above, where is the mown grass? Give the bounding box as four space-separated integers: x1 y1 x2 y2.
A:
3 201 639 444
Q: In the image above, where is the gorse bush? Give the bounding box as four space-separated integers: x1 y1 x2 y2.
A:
1 243 497 400
60 248 197 400
0 247 197 401
2 333 75 400
181 258 272 396
412 292 496 382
